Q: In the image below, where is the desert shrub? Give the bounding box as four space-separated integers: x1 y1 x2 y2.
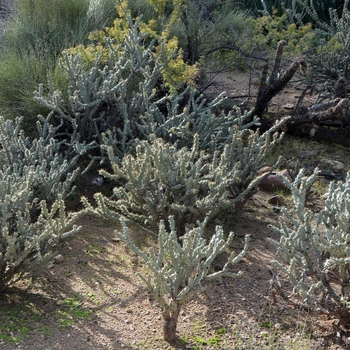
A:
2 0 117 57
36 16 286 161
0 116 86 292
115 215 249 341
286 0 350 94
127 0 251 64
0 116 88 202
247 12 315 58
71 3 199 91
239 0 342 21
0 0 117 123
83 135 231 236
269 169 350 329
74 0 253 83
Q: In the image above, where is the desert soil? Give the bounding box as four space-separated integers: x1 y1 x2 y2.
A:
1 72 350 350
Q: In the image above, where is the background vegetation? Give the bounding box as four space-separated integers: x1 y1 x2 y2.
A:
1 0 350 347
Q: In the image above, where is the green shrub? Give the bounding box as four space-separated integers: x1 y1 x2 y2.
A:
2 0 117 57
286 0 350 92
247 12 315 57
0 0 117 125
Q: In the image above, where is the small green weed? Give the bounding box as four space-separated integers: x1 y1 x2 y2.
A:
192 336 208 345
86 292 99 305
37 325 53 337
260 321 273 328
57 296 93 330
0 304 33 344
85 244 104 256
209 336 221 346
179 321 228 349
216 327 227 335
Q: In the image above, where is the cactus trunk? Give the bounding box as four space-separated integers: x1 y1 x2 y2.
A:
163 304 180 342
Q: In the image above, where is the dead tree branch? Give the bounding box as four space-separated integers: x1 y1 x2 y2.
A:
205 43 268 62
253 40 307 120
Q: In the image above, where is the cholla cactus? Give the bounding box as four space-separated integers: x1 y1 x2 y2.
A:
34 16 243 160
0 116 87 205
34 17 170 155
116 216 249 341
33 17 199 157
152 95 259 152
286 0 350 94
83 113 286 235
221 114 287 214
0 117 84 291
83 134 231 236
269 169 350 328
0 182 81 292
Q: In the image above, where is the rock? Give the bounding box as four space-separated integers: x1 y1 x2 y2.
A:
53 254 64 264
91 175 104 186
47 261 54 269
258 166 272 175
112 237 121 242
298 150 317 158
268 195 284 206
287 160 298 168
320 158 345 171
319 170 343 180
258 169 292 192
282 103 294 109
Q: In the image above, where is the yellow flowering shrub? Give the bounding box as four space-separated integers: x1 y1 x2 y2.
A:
248 13 315 58
68 0 198 93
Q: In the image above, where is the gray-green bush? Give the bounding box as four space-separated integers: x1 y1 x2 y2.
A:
82 115 286 236
83 134 231 236
269 169 350 328
286 0 350 96
0 116 86 291
35 17 236 159
34 17 176 157
115 215 249 341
